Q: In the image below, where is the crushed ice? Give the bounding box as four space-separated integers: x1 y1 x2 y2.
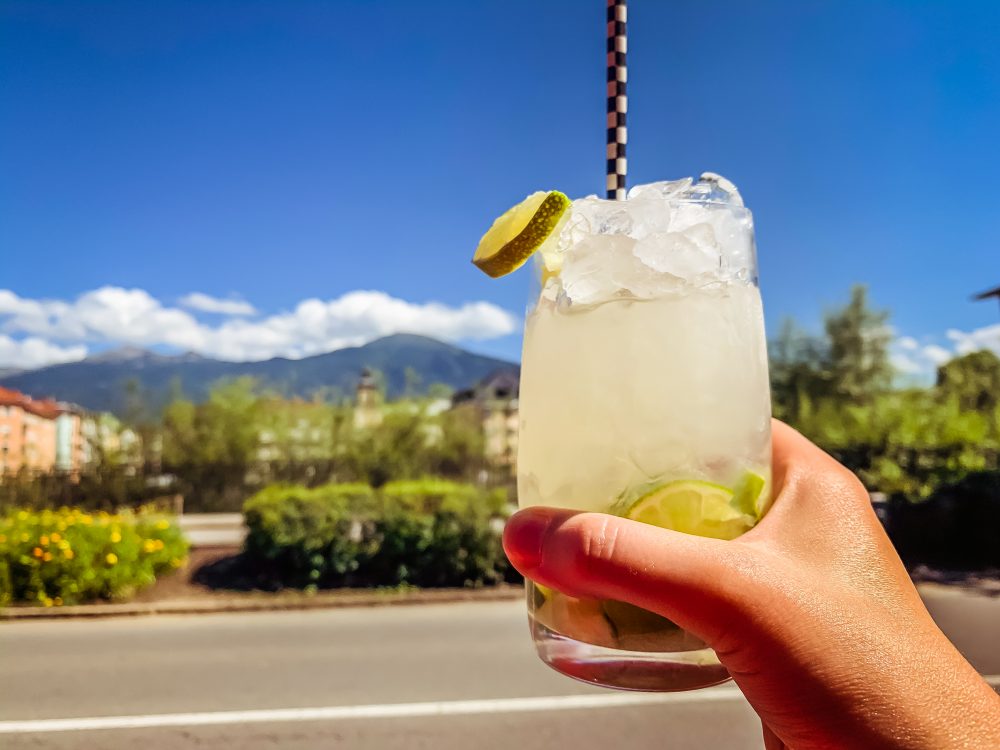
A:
553 173 755 306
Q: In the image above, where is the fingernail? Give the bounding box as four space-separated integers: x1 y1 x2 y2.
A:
504 507 554 572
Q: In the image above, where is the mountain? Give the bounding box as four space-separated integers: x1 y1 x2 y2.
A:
0 335 518 414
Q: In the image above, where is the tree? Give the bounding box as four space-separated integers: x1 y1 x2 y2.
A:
824 285 893 401
769 318 829 422
403 367 423 399
159 377 265 511
427 382 455 400
936 350 1000 412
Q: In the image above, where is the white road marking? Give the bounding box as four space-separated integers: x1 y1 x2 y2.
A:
0 688 743 734
3 675 997 734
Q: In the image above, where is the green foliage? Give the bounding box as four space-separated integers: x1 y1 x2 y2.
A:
771 285 893 421
242 479 513 589
243 483 378 586
154 377 495 511
936 350 1000 412
767 286 1000 508
427 382 455 400
163 377 262 466
0 465 154 513
0 507 188 606
794 390 1000 500
769 318 830 422
380 479 507 516
824 285 893 400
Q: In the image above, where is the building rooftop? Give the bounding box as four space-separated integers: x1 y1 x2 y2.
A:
0 387 67 419
451 367 520 406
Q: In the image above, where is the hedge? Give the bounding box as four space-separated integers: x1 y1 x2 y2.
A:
242 479 513 589
0 507 188 606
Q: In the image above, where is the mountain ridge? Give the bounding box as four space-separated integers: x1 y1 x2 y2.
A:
0 334 518 414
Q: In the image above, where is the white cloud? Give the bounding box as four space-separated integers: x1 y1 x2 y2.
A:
890 352 924 375
921 344 952 366
946 324 1000 357
179 292 257 316
890 325 1000 382
890 337 956 381
0 287 518 367
0 335 87 370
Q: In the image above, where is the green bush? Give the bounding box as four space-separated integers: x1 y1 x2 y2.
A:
243 483 377 587
242 479 513 589
0 507 188 606
793 391 1000 500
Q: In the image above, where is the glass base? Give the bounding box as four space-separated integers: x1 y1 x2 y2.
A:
531 619 732 692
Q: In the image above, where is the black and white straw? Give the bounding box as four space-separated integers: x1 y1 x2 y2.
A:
606 0 627 200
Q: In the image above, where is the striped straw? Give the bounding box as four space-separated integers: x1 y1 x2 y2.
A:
606 0 627 200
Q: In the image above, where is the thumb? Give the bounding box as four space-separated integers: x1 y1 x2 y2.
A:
503 507 753 646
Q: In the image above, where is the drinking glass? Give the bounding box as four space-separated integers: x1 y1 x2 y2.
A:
516 178 772 691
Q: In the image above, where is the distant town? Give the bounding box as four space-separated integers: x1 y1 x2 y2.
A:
0 387 137 476
0 364 520 483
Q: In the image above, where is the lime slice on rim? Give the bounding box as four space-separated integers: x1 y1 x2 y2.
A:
625 480 756 541
472 191 570 278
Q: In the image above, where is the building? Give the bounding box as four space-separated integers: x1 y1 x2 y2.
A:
55 403 86 473
80 412 140 468
0 387 127 475
353 368 384 430
256 397 334 464
451 368 520 468
0 387 60 474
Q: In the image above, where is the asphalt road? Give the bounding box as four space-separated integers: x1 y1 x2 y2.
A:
0 588 997 750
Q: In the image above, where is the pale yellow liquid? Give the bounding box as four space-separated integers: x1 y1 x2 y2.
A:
517 284 771 687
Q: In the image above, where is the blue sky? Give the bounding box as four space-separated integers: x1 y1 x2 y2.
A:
2 0 1000 375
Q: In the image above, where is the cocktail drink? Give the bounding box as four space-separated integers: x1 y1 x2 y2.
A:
497 175 772 691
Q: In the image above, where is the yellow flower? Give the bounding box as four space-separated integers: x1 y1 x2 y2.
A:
39 535 50 546
105 553 118 565
42 597 53 607
155 520 170 531
43 551 53 562
63 549 75 560
80 515 93 525
17 510 28 521
20 533 29 543
50 532 61 543
154 539 164 551
58 539 70 550
110 530 122 544
32 547 43 558
53 597 63 606
143 539 156 554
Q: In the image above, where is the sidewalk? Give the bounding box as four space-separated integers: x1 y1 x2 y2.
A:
0 585 523 621
0 540 522 621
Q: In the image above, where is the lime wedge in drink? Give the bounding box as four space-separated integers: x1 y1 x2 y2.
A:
625 480 755 541
472 191 570 278
732 471 768 518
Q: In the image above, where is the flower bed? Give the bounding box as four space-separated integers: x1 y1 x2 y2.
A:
0 507 188 606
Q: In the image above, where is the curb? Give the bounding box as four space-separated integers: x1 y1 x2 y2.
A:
0 586 524 622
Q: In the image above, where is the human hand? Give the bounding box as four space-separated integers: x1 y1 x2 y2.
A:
503 421 1000 750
